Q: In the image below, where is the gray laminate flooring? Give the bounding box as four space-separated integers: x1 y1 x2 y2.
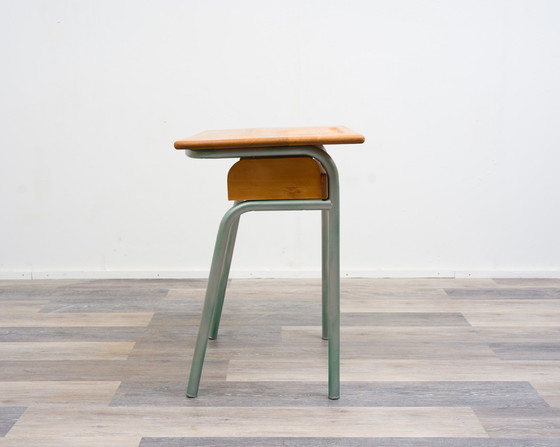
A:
0 278 559 446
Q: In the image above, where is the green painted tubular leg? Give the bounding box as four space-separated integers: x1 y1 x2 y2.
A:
186 207 240 398
209 214 240 340
327 203 340 400
187 199 333 399
317 148 341 400
321 209 329 341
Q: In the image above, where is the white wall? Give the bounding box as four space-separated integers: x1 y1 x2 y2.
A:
1 0 559 279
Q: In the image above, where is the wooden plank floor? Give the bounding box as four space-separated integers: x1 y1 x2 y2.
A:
0 278 559 446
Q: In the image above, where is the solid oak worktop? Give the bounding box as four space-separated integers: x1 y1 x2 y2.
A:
174 125 365 150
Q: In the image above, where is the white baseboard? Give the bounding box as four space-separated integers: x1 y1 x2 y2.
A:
1 269 559 280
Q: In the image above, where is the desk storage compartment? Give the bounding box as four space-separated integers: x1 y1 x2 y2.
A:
227 156 328 200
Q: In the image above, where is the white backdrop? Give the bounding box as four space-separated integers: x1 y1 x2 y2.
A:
1 0 559 279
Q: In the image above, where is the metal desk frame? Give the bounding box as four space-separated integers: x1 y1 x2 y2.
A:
185 144 340 399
